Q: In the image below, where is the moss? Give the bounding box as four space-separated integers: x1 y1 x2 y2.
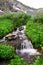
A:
0 44 14 59
0 19 13 38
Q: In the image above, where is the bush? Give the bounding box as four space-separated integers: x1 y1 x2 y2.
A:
34 12 43 23
0 13 31 38
0 44 14 59
31 56 43 65
0 13 31 27
12 13 31 28
8 54 28 65
25 18 43 48
0 18 14 38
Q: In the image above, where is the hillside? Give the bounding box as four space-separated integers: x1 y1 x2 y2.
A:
0 0 37 15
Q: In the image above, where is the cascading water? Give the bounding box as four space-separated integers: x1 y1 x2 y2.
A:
0 25 41 63
21 40 33 49
16 26 33 50
16 26 41 56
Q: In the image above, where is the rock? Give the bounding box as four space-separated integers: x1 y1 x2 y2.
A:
19 26 24 31
17 31 23 35
0 37 5 43
0 10 4 15
19 34 27 40
5 34 19 41
6 37 23 47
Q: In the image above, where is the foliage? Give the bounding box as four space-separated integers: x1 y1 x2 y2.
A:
31 56 43 65
0 19 13 38
0 13 31 28
0 13 31 38
25 18 43 48
8 54 28 65
12 13 31 28
0 44 14 59
34 12 43 22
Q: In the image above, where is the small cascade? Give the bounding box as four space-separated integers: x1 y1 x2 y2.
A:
0 25 41 56
21 40 33 49
16 26 41 56
16 26 33 51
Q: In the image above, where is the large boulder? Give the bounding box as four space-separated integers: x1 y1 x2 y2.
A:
5 34 19 41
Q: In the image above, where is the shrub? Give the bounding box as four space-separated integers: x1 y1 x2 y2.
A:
0 13 31 38
25 18 43 48
12 13 31 28
0 13 31 28
0 19 14 38
8 54 28 65
0 44 14 59
34 12 43 23
31 56 43 65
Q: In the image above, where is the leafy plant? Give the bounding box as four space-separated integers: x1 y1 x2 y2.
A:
12 13 31 28
0 44 14 59
8 54 28 65
0 19 13 38
25 17 43 48
31 56 43 65
0 13 31 38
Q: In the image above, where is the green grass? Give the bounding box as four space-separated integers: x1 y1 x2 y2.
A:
8 54 28 65
0 13 31 38
0 44 14 59
0 44 28 65
0 13 31 27
0 18 13 38
31 56 43 65
25 18 43 48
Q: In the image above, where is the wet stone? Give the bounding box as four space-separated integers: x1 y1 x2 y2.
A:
5 34 19 41
19 26 24 31
6 37 23 47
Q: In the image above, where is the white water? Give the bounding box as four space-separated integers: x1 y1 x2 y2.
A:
16 26 41 56
0 25 40 56
19 49 40 55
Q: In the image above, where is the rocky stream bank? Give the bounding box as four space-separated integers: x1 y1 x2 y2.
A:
0 26 43 65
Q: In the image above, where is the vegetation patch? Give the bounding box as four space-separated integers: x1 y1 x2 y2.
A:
8 54 28 65
0 44 14 59
12 13 31 28
0 19 13 38
25 17 43 48
0 13 31 38
31 56 43 65
2 13 31 28
0 44 27 65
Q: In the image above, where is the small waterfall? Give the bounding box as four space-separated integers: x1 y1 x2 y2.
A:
0 25 40 56
21 40 33 49
16 26 41 56
16 26 33 50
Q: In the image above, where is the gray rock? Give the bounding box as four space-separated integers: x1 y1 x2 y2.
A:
0 37 5 43
19 26 24 31
0 10 4 15
5 34 19 41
